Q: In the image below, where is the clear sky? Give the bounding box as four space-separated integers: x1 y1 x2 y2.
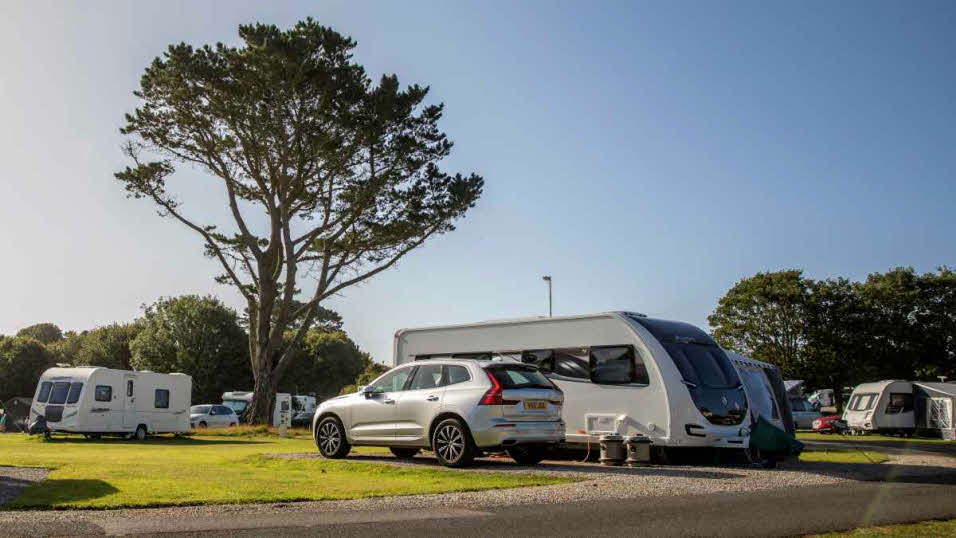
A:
2 1 954 365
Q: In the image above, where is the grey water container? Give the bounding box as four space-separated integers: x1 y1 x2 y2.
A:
599 434 626 465
625 435 653 465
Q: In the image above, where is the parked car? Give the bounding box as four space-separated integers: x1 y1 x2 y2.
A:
812 414 847 434
789 397 822 429
190 404 238 429
312 359 565 467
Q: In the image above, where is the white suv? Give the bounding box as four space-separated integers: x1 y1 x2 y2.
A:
311 360 565 467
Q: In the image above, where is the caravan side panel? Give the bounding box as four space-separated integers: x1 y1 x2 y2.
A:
395 316 672 445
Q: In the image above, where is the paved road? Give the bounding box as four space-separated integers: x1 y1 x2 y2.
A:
4 481 955 537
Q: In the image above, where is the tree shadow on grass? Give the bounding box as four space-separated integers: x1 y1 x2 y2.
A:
8 479 119 509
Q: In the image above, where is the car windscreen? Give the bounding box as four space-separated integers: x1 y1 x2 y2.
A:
486 366 554 389
191 405 212 414
222 400 248 413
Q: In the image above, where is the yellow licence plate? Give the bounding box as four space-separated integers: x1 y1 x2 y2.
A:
523 400 547 410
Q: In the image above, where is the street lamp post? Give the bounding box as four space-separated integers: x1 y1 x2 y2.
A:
542 275 552 317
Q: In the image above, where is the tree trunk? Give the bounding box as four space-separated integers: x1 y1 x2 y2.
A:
247 346 278 425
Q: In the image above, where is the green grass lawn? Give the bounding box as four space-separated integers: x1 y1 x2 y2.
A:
0 433 574 510
797 432 956 445
798 449 890 464
816 518 956 537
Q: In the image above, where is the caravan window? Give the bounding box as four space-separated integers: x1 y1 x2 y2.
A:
66 382 83 404
49 382 71 405
554 349 590 379
522 350 554 373
95 386 112 402
886 393 914 414
154 389 170 409
849 393 877 411
590 346 636 384
37 382 53 403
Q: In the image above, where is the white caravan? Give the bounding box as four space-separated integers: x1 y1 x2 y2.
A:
29 367 192 439
844 381 916 434
808 389 835 408
292 395 317 425
222 391 292 427
394 312 790 450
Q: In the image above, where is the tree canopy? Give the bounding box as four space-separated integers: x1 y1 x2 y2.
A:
130 295 252 403
0 336 54 401
54 323 143 370
277 328 368 399
710 267 956 409
116 18 483 423
16 323 63 345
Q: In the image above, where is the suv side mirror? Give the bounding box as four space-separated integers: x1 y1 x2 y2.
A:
362 385 375 399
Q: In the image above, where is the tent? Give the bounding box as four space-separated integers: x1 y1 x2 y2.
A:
1 397 33 433
913 383 956 440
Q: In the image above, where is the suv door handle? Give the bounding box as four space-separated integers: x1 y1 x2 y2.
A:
426 395 439 402
383 399 395 404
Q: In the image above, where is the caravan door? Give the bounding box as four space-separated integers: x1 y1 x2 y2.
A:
123 375 136 429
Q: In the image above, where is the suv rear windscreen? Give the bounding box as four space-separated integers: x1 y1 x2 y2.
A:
486 366 554 389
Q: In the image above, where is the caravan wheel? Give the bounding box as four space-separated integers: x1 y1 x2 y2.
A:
134 425 147 441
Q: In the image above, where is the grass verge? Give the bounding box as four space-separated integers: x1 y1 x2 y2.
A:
798 449 890 464
815 518 956 536
797 432 956 445
0 433 575 510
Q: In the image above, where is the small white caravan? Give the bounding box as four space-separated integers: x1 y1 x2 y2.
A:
394 312 791 450
222 391 292 427
844 381 916 434
29 367 192 439
292 395 317 425
808 389 835 408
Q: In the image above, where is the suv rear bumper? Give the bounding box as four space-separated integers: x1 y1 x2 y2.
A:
471 419 565 448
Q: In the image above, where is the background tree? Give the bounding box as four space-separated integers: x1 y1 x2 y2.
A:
0 336 54 401
708 270 810 372
339 356 389 396
916 268 956 378
130 296 252 403
55 323 143 370
799 278 870 411
711 267 956 411
16 323 63 345
277 328 367 399
116 19 483 423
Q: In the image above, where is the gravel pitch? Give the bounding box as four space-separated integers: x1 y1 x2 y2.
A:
0 466 49 506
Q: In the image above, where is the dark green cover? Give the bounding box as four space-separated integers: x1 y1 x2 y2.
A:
749 416 804 456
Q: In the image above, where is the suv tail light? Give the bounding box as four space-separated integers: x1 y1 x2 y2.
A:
479 370 519 406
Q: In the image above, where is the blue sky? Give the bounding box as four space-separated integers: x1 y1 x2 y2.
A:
2 1 954 364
